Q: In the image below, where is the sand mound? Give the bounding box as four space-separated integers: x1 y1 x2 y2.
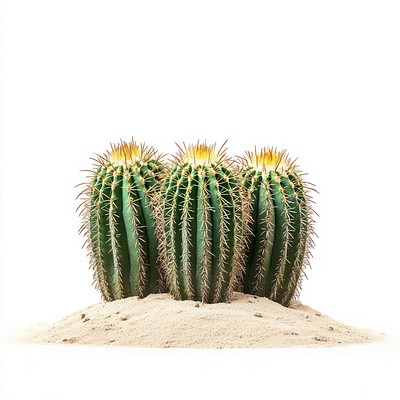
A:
19 293 379 348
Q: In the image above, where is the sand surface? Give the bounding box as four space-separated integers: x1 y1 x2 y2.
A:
19 292 380 348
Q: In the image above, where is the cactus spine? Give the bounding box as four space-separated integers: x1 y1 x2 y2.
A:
78 140 165 301
157 142 247 303
240 148 316 306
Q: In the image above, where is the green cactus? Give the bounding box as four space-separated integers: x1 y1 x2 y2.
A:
78 140 165 301
240 148 316 306
156 142 248 303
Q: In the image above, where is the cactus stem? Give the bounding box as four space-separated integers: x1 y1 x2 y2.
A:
239 147 317 306
78 140 166 301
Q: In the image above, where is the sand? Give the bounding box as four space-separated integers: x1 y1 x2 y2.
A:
19 292 380 348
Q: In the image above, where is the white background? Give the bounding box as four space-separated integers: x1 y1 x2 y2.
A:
0 1 399 399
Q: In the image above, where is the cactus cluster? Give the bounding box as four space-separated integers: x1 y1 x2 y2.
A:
78 140 316 306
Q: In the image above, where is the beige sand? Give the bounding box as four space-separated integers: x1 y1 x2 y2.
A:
19 292 380 348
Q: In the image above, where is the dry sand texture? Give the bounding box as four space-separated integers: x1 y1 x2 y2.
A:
18 292 380 348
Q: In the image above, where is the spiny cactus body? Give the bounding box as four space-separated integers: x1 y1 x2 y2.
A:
240 148 316 306
157 142 247 303
78 140 165 301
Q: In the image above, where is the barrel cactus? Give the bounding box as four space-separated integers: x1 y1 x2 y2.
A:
78 140 165 301
156 141 248 303
239 147 316 306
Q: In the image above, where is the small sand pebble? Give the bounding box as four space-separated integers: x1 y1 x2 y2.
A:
121 316 128 321
315 313 321 317
328 326 334 331
81 314 85 319
195 303 200 308
314 335 329 342
83 318 90 323
254 312 263 318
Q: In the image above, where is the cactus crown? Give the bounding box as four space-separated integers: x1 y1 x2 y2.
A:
97 139 160 168
243 147 295 175
174 140 229 168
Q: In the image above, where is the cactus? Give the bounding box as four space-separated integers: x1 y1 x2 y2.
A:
156 141 248 303
77 140 165 301
239 148 316 306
